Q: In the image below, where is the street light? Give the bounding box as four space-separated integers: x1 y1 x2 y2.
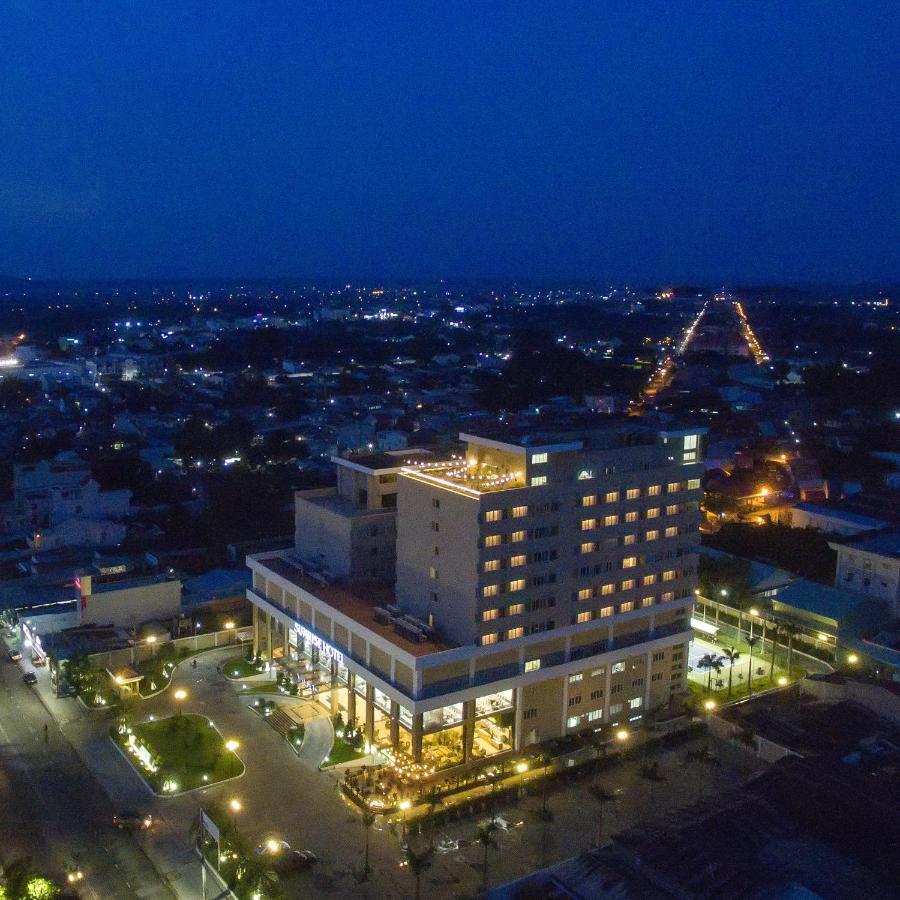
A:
225 739 240 752
847 653 859 665
229 798 242 813
174 688 188 701
704 699 716 712
777 676 788 687
615 729 629 742
398 798 411 840
224 621 235 630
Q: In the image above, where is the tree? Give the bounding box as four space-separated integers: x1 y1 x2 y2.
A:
746 636 759 698
720 646 741 697
405 841 434 900
587 781 616 848
361 810 375 880
696 653 723 691
768 621 782 683
475 821 499 893
424 784 443 851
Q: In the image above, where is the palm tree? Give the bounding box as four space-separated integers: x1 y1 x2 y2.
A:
720 646 741 697
405 841 434 900
746 636 759 698
475 821 499 893
588 781 616 848
424 785 443 850
361 810 376 880
768 621 781 683
696 653 723 691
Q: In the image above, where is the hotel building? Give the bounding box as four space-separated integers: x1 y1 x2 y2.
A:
247 422 704 767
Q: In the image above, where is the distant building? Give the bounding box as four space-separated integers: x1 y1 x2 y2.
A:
77 571 182 629
830 530 900 617
781 502 889 536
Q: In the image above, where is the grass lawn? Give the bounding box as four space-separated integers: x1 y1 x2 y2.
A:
123 713 244 793
322 735 366 767
287 724 305 754
223 655 266 679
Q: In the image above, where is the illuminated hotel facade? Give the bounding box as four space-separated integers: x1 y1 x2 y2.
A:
246 422 704 767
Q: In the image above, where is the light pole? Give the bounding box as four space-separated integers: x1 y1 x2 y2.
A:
515 761 528 798
399 798 411 841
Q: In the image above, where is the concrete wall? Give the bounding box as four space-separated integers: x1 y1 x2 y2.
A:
800 677 900 724
80 579 182 629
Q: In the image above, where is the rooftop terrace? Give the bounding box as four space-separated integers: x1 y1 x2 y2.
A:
400 460 525 496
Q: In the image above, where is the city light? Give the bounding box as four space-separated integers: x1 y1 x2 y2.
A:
225 739 240 752
146 634 157 644
398 799 411 811
230 798 242 813
515 761 528 774
777 676 789 686
704 700 716 712
224 621 235 630
174 688 187 700
847 653 859 664
615 729 630 742
265 838 281 854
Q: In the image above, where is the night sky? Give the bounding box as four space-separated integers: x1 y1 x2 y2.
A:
1 2 898 283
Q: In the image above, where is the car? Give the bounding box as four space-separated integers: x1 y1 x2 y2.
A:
64 857 84 885
8 649 22 661
112 811 153 830
255 839 290 856
22 672 37 685
273 849 317 875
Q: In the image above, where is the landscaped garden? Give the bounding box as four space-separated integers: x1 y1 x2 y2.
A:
114 713 244 794
223 653 267 680
323 715 366 767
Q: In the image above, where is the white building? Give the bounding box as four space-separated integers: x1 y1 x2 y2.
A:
830 531 900 617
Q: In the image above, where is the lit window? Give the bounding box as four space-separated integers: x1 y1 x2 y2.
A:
429 566 438 579
684 434 698 450
568 673 584 683
580 542 595 554
646 507 660 519
567 716 580 728
578 469 594 480
511 506 528 518
578 588 593 601
485 534 501 547
622 556 637 568
509 554 526 567
625 511 638 522
645 530 659 541
662 570 675 581
662 590 674 601
665 526 678 538
642 573 656 585
619 601 634 613
592 667 606 677
507 626 524 640
687 478 701 490
507 603 524 616
576 611 592 623
600 605 613 618
647 485 661 496
666 504 679 515
483 559 500 572
621 579 635 591
485 510 502 522
612 662 625 674
603 515 618 527
581 495 596 507
623 534 636 545
531 452 548 464
524 659 541 672
626 488 640 500
588 709 603 722
667 482 680 493
530 476 547 487
483 584 499 597
641 596 654 607
482 608 499 621
605 491 619 503
508 579 526 592
601 583 615 595
629 696 643 709
480 633 498 646
581 519 597 531
510 530 526 542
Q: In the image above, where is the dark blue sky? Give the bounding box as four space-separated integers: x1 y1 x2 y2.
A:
1 2 898 283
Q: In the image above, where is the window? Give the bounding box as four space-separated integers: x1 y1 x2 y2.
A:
531 452 548 464
431 497 441 509
666 504 679 516
567 695 582 707
623 533 636 545
581 518 596 531
621 578 635 591
483 559 500 572
592 666 606 677
645 529 659 541
609 703 622 716
601 583 615 595
485 534 501 547
567 716 581 728
523 707 538 720
622 556 637 568
482 608 499 621
647 484 661 496
612 662 626 674
626 488 640 500
578 469 594 480
485 510 502 523
603 514 618 527
646 507 660 519
480 633 498 646
568 673 584 683
587 708 603 722
580 542 595 554
667 482 680 493
687 478 701 490
600 605 614 618
629 697 643 709
530 476 547 487
524 659 541 673
581 495 596 507
576 611 592 623
619 601 634 613
684 434 698 450
431 521 440 532
433 545 440 556
605 491 619 503
510 530 526 542
652 651 665 662
665 526 678 538
483 584 499 598
641 595 654 607
642 573 656 585
509 554 526 567
661 591 674 602
508 579 526 592
662 569 675 581
625 511 638 523
578 588 592 601
511 506 528 518
429 566 438 579
507 603 525 616
507 626 525 640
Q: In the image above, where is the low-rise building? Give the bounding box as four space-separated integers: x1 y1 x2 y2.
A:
830 530 900 617
77 571 182 630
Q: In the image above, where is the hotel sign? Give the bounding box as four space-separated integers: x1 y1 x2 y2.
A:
296 626 343 666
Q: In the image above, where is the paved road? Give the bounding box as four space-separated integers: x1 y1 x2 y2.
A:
0 656 175 899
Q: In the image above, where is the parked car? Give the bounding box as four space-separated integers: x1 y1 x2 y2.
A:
22 672 37 685
255 839 290 856
8 649 22 661
273 849 317 875
112 811 153 830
